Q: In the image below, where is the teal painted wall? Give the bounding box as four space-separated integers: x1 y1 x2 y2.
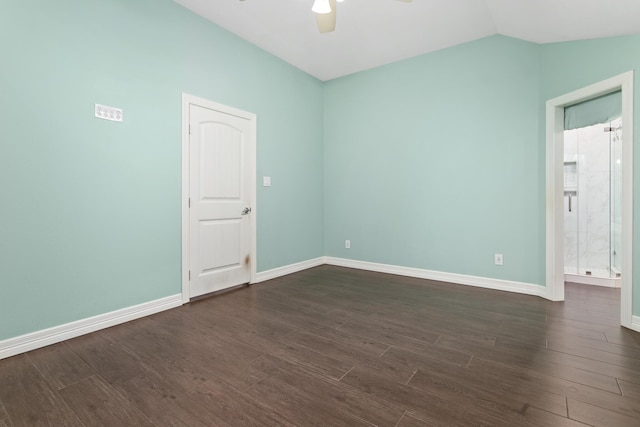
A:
324 36 543 284
324 33 640 316
0 0 325 340
540 35 640 315
1 0 638 344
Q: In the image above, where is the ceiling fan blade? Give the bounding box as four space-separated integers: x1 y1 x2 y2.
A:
315 0 337 33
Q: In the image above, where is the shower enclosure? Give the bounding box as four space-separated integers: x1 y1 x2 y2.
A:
564 117 622 286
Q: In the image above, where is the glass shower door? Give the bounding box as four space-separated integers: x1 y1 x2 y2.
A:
610 117 622 277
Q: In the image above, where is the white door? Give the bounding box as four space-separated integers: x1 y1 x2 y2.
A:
188 103 254 298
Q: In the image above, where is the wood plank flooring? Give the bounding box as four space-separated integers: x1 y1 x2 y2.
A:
1 265 639 426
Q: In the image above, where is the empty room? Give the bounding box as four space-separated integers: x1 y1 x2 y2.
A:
1 0 640 426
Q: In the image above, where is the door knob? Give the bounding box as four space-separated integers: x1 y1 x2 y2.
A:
241 207 252 215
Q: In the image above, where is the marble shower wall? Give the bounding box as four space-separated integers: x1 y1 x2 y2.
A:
564 130 579 275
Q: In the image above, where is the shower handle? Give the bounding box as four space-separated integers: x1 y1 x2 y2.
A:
568 194 572 212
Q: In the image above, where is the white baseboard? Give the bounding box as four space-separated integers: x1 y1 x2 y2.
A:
10 255 627 360
325 257 547 298
631 316 640 333
1 254 329 360
0 294 182 360
254 257 326 284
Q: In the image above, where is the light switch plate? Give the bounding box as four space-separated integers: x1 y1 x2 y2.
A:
263 176 271 187
95 104 123 122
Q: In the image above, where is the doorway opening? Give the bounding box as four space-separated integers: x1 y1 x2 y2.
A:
563 117 622 288
545 71 635 330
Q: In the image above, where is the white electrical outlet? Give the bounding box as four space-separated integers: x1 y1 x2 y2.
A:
345 240 351 249
494 253 504 266
95 104 123 122
263 176 271 187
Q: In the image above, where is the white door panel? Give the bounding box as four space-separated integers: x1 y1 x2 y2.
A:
188 104 253 297
198 220 241 272
200 123 242 199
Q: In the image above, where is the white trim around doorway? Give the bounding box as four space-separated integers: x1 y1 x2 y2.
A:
545 71 635 331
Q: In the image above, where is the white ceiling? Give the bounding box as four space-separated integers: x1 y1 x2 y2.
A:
174 0 640 81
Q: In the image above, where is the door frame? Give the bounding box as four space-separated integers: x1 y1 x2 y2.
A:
545 71 635 330
181 93 257 303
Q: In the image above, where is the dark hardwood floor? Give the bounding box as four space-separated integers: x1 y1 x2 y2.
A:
1 265 639 426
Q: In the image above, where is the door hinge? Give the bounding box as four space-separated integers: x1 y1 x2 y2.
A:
188 197 191 208
189 270 191 280
189 125 191 135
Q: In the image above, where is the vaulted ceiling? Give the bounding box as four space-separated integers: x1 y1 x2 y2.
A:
174 0 640 81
